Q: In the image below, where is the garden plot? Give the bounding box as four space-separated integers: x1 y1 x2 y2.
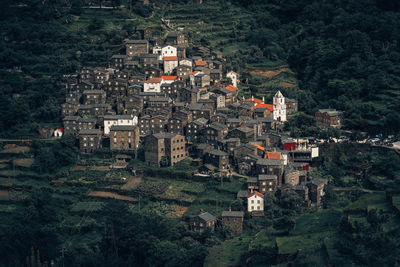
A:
345 191 392 213
88 191 137 202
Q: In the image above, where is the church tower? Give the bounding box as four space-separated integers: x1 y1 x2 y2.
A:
273 91 286 122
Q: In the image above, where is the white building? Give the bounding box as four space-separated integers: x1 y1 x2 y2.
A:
104 115 138 135
273 90 287 122
163 56 178 74
161 45 177 58
152 45 162 60
54 128 64 138
226 70 239 87
247 191 264 212
179 59 192 67
143 77 163 93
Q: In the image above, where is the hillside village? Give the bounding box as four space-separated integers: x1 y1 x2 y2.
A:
1 0 400 266
56 28 342 231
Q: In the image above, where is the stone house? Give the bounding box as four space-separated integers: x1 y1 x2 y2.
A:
111 54 126 69
78 104 109 117
139 54 159 68
194 73 210 87
221 211 244 235
201 122 228 144
144 133 187 167
82 90 106 105
256 158 284 186
94 68 109 85
147 97 172 112
180 87 200 104
307 179 327 206
168 116 187 135
161 80 185 100
258 174 278 194
61 102 80 117
110 125 140 150
210 69 221 85
125 40 149 58
229 126 254 140
203 150 229 170
79 129 102 154
176 64 192 81
144 67 162 79
139 115 168 136
80 67 94 81
285 98 298 115
63 116 79 135
188 103 213 121
315 109 342 128
166 32 186 47
77 117 96 132
190 212 217 233
105 78 128 97
186 117 208 142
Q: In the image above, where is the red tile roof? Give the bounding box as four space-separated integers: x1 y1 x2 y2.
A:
227 70 238 75
164 56 178 61
267 152 281 160
195 60 207 66
144 77 163 83
161 76 177 81
56 128 64 132
225 85 237 92
247 191 264 198
191 70 199 75
245 97 263 104
254 103 274 112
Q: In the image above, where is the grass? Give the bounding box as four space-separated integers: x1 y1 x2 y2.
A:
248 228 276 249
204 235 252 267
345 191 391 212
277 231 333 254
292 209 342 235
70 201 104 213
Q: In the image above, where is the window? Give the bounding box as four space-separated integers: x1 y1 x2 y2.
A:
257 200 260 204
251 200 254 204
269 182 273 185
251 206 254 210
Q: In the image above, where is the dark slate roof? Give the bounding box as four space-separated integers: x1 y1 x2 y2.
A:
193 118 208 126
198 212 216 222
208 149 228 156
110 125 137 131
112 54 126 59
221 211 244 217
126 39 148 44
309 179 327 186
209 122 227 131
237 190 248 199
256 158 284 166
140 53 158 58
148 97 171 102
77 117 96 123
210 69 221 74
258 175 277 181
79 129 101 135
83 90 104 95
247 177 258 183
152 132 178 139
104 115 135 120
63 116 79 121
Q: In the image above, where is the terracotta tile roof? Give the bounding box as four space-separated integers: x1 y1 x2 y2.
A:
56 128 64 132
245 97 263 103
267 152 281 160
195 60 207 66
247 191 264 198
225 84 237 92
254 103 274 112
144 77 163 83
191 70 199 75
227 70 238 75
163 56 178 61
161 76 177 81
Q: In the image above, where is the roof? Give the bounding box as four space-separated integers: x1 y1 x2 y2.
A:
167 31 181 37
197 212 216 222
193 118 209 126
152 132 178 139
195 60 207 66
140 53 157 58
247 191 264 198
222 211 244 217
208 149 228 156
267 152 281 159
225 85 237 92
247 177 258 183
245 97 263 103
83 89 104 95
112 54 126 59
255 103 274 112
56 128 64 132
63 116 79 121
144 77 163 83
110 125 137 131
104 115 135 120
227 70 238 75
161 76 177 81
237 190 248 199
209 122 227 131
164 56 178 61
235 126 253 133
148 96 171 102
317 109 342 116
77 117 96 123
79 129 100 135
125 39 148 44
256 158 283 166
258 174 277 181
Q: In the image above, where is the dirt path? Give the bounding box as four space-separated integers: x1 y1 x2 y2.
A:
88 191 137 202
